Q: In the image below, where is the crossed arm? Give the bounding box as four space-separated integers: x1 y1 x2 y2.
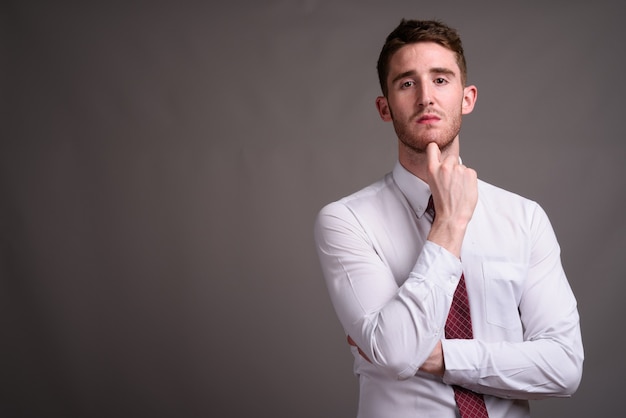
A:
348 335 444 376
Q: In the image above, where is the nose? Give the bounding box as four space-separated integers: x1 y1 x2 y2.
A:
416 81 433 107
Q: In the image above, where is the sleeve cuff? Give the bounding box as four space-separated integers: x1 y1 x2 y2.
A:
409 240 463 296
441 339 481 386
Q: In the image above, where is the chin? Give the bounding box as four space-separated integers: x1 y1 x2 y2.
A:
396 125 459 154
404 138 455 154
437 138 455 152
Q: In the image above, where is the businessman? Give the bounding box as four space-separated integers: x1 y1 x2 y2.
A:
314 19 583 418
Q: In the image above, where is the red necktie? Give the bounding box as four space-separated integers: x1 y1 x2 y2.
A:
427 196 489 418
445 274 489 417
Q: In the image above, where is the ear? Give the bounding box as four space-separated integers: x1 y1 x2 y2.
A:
461 85 478 115
376 96 392 121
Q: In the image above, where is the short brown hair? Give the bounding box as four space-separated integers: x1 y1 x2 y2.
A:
377 19 467 96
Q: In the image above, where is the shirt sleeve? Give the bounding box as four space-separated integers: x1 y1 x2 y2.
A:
441 203 584 399
314 201 461 380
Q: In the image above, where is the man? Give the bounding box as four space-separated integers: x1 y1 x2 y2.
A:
314 19 583 417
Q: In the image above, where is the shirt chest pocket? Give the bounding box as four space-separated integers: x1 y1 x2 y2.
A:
482 261 526 330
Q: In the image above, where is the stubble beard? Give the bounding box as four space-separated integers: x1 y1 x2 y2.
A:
391 108 462 154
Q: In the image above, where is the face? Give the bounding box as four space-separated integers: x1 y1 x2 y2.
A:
376 42 477 155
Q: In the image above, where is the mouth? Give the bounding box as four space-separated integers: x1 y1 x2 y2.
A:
417 114 441 124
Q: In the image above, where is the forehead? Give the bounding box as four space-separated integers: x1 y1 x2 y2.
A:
388 42 460 76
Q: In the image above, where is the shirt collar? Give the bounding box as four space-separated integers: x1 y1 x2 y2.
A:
392 161 432 219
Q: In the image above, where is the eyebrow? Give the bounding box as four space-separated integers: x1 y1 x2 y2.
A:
390 67 457 84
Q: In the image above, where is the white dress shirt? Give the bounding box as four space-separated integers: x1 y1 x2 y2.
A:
314 162 583 418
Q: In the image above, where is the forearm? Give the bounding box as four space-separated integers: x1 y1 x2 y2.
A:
345 242 461 379
427 219 467 259
442 327 583 399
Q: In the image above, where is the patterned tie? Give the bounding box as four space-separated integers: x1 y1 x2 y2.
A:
427 196 489 418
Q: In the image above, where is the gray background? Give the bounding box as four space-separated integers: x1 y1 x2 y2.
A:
3 1 624 417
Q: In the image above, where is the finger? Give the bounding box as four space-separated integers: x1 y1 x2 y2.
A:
440 152 461 168
425 142 441 171
347 336 372 363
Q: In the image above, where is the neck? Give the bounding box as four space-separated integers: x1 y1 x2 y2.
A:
398 137 460 182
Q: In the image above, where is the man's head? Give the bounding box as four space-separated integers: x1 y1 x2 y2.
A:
377 19 467 97
374 19 477 159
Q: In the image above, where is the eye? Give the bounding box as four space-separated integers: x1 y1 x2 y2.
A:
434 77 448 85
400 80 415 89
